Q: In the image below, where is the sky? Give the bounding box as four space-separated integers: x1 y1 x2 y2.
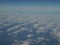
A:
0 0 60 15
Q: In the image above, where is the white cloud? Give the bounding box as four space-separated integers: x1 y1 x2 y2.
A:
29 29 33 32
7 18 37 32
21 41 29 45
54 32 60 42
12 30 21 34
20 27 25 31
51 26 60 42
33 23 39 28
27 34 32 38
37 37 45 41
8 33 11 36
34 37 45 44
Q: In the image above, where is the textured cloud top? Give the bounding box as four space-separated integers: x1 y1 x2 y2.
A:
0 14 60 45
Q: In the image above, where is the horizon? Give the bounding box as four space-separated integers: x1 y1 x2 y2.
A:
0 0 60 15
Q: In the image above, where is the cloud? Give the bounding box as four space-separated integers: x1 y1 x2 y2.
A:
27 34 32 38
21 41 29 45
37 37 45 42
53 31 60 42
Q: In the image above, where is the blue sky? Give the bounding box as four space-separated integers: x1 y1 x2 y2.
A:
0 0 60 15
0 0 60 5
